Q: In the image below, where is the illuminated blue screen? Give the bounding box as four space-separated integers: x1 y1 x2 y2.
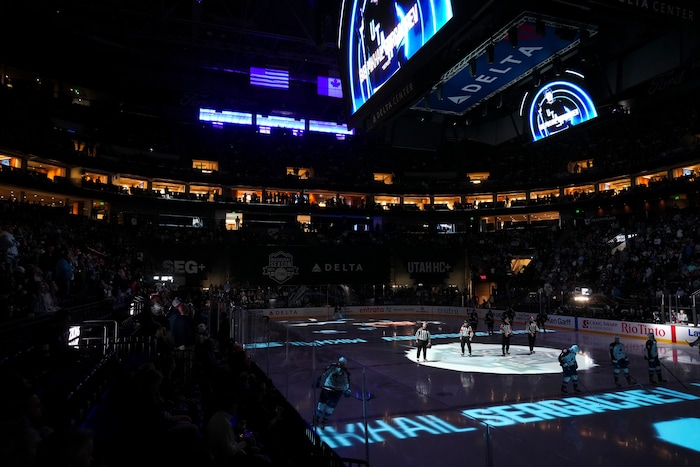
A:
256 114 305 130
527 79 597 142
199 108 253 126
341 0 454 116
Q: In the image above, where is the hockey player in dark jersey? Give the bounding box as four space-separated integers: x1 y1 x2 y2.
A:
609 335 633 387
314 356 352 427
643 333 667 384
559 344 581 394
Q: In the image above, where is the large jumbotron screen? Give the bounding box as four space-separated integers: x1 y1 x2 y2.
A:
525 76 598 142
339 0 454 128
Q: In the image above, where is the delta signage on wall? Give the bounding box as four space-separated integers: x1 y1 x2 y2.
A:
231 246 391 286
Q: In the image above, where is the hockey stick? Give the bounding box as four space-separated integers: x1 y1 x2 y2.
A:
659 359 688 389
311 382 319 428
575 379 601 406
625 373 654 393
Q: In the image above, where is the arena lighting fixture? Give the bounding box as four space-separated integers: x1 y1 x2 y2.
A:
555 27 577 41
532 69 541 87
486 43 494 64
535 19 546 37
579 27 590 46
469 58 477 77
553 56 563 76
519 90 529 116
508 26 518 48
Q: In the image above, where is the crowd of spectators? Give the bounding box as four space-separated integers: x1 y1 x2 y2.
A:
3 195 698 467
2 73 698 198
1 78 700 467
2 192 700 327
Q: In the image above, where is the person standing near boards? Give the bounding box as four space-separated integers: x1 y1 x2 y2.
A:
644 333 667 384
468 309 479 333
415 322 431 362
559 345 581 394
484 309 495 336
537 309 548 334
459 319 474 356
525 315 539 354
609 335 633 387
500 316 513 356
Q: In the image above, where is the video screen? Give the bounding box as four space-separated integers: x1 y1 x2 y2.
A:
526 78 597 142
339 0 454 119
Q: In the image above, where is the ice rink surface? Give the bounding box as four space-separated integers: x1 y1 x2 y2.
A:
252 316 700 467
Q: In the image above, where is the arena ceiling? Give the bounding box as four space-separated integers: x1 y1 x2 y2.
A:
1 1 697 147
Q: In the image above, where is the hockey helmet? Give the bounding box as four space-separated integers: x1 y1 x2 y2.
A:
647 332 655 339
570 344 579 353
338 357 347 366
614 335 620 340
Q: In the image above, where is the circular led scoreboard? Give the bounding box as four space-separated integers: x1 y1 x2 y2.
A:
527 79 598 142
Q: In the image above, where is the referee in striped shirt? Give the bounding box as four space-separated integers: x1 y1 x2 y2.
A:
415 322 432 361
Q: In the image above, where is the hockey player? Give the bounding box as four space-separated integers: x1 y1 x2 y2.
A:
689 335 700 353
459 319 474 356
643 333 667 383
484 309 495 335
609 335 633 387
314 356 351 427
559 344 581 394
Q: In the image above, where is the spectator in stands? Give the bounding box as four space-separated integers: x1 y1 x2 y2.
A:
126 365 201 463
204 389 271 466
169 297 196 349
0 373 54 467
150 292 170 329
37 308 79 367
195 337 234 388
53 248 74 301
0 261 17 320
237 375 284 451
221 339 252 380
0 224 21 267
37 243 57 283
34 424 95 467
31 279 60 315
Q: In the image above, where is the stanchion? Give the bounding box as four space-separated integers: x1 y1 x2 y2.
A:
355 367 374 466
